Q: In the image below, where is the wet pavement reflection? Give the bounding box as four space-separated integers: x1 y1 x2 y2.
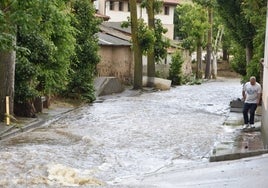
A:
0 78 244 187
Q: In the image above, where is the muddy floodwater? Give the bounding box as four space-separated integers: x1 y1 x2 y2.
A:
0 78 242 187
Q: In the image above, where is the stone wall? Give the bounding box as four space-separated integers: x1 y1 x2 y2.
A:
143 49 192 79
97 45 133 84
97 46 192 84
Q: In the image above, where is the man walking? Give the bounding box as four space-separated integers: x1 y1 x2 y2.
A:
242 76 262 129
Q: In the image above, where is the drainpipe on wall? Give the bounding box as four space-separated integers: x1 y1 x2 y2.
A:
104 0 107 16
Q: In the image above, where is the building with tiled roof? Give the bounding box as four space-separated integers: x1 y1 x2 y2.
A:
93 1 192 85
93 0 180 39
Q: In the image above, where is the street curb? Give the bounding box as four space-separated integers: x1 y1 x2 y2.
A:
0 119 44 140
0 108 76 141
209 149 268 162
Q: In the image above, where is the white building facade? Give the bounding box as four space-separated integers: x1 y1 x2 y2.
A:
94 0 179 39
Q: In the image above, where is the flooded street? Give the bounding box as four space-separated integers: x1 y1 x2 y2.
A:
0 78 243 187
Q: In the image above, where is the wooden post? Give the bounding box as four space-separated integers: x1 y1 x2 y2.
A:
6 96 10 125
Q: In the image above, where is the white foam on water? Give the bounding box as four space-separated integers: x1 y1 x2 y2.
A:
47 163 103 186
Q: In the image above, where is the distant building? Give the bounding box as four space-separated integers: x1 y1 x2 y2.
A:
93 0 180 39
92 0 192 85
97 23 133 84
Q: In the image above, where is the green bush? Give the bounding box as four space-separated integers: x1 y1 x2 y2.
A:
168 50 184 85
245 57 261 83
230 45 247 77
15 0 75 106
15 48 38 103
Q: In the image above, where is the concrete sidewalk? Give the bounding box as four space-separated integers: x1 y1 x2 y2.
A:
210 108 268 162
0 76 124 140
122 109 268 188
129 153 268 188
0 105 74 140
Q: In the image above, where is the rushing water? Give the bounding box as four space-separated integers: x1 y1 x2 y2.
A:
0 78 242 187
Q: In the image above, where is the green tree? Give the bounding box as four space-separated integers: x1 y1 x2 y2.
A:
66 0 101 102
141 0 170 86
1 0 100 119
216 0 256 65
216 0 266 82
176 3 209 78
122 17 154 88
130 0 143 89
241 0 266 82
230 43 247 77
14 0 75 117
123 1 169 88
0 0 18 120
193 0 216 79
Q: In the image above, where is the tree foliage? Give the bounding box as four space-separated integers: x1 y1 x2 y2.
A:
0 0 39 119
0 0 101 118
15 0 75 102
230 43 247 76
176 3 209 78
176 4 208 53
0 1 16 51
154 19 170 62
168 50 184 85
241 0 266 82
193 0 216 7
66 0 101 102
193 0 216 79
216 0 256 67
123 0 170 83
140 0 163 13
216 0 256 48
140 0 170 63
216 0 266 81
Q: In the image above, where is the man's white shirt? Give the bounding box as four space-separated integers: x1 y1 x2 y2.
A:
243 82 262 103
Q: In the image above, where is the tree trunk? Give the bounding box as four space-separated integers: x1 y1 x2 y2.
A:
222 48 228 61
147 0 155 87
196 42 203 79
14 100 37 118
34 97 43 113
205 7 212 79
245 44 253 64
130 0 143 89
0 49 16 121
212 24 224 79
43 95 51 108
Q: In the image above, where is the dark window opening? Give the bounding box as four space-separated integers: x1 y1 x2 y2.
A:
164 6 169 15
119 2 124 11
110 1 115 10
127 3 130 12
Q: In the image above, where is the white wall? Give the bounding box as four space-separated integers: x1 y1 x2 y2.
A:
98 0 176 39
261 0 268 148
